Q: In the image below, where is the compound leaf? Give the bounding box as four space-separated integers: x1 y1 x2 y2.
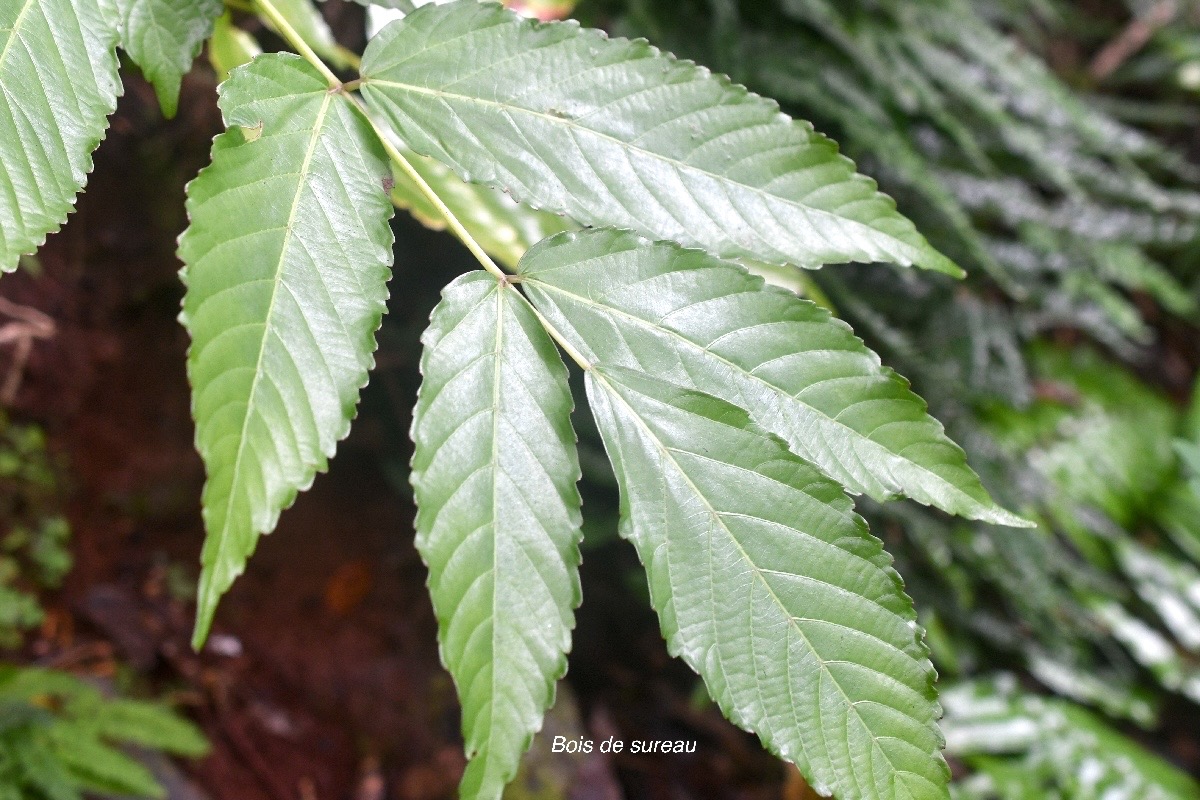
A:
359 0 960 276
521 229 1026 526
106 0 223 117
411 272 582 800
179 54 395 646
0 0 121 272
585 365 948 800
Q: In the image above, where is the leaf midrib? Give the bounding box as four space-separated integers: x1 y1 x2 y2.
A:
483 282 504 781
445 283 561 792
213 90 334 550
591 370 935 794
361 78 926 265
533 279 979 508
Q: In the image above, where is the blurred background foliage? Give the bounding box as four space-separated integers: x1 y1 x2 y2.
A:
0 414 208 800
0 667 209 800
7 0 1199 795
0 414 70 651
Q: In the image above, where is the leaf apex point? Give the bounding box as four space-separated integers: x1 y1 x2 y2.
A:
920 251 967 278
190 612 213 652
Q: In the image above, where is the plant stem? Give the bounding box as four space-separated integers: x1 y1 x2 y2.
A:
335 45 362 71
254 0 341 88
348 99 578 363
522 297 592 371
250 0 507 281
347 96 509 281
1089 0 1178 81
361 108 584 366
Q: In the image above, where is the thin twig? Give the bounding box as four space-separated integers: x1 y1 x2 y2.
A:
0 296 56 405
347 94 510 281
249 0 510 282
254 0 341 87
1089 0 1178 81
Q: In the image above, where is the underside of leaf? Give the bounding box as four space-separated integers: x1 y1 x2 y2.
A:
586 366 949 800
107 0 223 118
411 272 582 800
178 54 395 646
359 0 961 276
521 229 1028 526
0 0 121 272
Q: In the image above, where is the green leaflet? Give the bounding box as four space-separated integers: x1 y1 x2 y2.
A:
389 149 573 270
94 700 210 757
359 0 961 276
585 366 948 800
208 11 261 85
179 54 395 646
520 229 1026 526
4 736 79 800
411 272 582 800
0 0 121 273
105 0 222 117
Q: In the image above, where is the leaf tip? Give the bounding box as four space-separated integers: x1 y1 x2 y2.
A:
190 575 221 651
974 505 1038 529
152 80 181 120
189 620 212 653
921 250 967 279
